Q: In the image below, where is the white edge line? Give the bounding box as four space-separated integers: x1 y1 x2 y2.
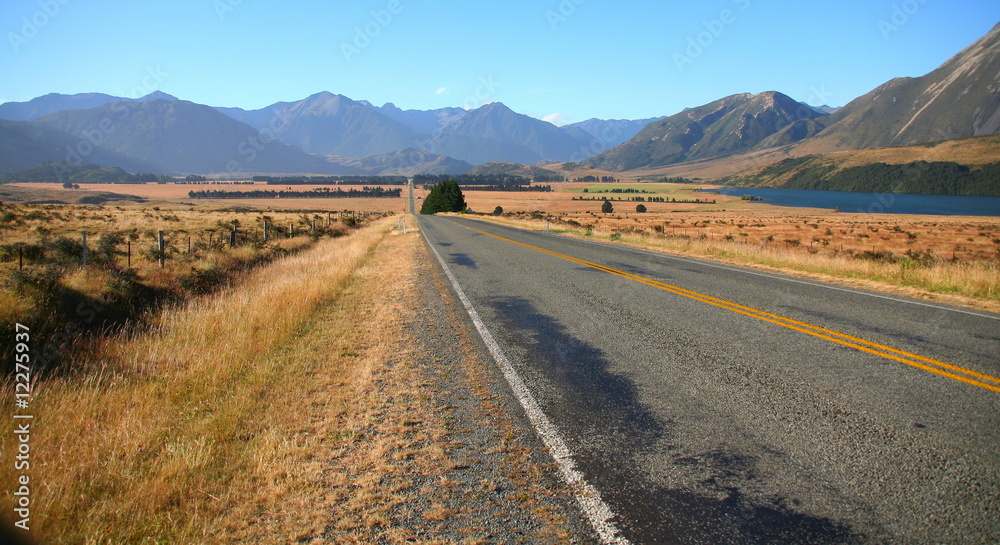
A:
421 223 632 545
463 218 999 322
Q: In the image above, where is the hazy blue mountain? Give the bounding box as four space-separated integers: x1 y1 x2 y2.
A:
586 91 827 171
0 91 179 122
35 99 354 174
565 117 665 150
377 102 467 134
0 118 163 175
213 92 420 157
427 102 594 165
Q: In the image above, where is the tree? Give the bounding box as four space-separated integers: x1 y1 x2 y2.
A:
493 205 504 215
420 180 467 214
601 199 614 214
635 204 647 213
62 181 75 189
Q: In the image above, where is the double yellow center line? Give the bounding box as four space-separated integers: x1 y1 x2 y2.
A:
461 222 1000 394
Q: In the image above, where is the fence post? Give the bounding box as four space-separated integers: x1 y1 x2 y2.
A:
158 231 165 267
263 220 268 242
82 231 88 268
230 227 236 248
127 239 131 268
188 236 192 254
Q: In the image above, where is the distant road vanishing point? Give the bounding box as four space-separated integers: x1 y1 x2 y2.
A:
418 212 1000 545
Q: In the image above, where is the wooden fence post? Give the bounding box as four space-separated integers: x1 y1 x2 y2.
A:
82 231 88 268
263 220 268 242
158 231 165 267
127 239 131 268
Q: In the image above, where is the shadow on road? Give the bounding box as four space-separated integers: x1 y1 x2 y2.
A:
488 296 864 545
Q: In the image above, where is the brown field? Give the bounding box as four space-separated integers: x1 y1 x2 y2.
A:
9 182 408 213
453 183 1000 262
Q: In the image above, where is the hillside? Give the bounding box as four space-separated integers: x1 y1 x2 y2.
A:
586 91 827 171
795 22 1000 153
333 148 472 176
465 161 565 181
0 118 164 175
721 136 1000 196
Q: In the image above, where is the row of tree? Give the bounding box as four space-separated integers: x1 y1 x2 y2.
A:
188 187 402 199
414 174 531 186
251 175 408 185
423 184 552 192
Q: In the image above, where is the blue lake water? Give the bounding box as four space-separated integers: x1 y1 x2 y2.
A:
703 188 1000 216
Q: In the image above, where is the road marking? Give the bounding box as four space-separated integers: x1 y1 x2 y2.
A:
421 222 632 545
550 229 1000 321
458 221 1000 394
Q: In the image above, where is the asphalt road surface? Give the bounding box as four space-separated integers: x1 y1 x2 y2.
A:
418 214 1000 545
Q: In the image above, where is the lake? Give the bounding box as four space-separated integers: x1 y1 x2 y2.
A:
703 187 1000 216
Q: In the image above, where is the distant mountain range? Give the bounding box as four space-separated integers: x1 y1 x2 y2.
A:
585 91 828 171
586 22 1000 171
1 23 997 179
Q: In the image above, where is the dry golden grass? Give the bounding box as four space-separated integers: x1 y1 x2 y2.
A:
9 182 408 213
0 217 400 543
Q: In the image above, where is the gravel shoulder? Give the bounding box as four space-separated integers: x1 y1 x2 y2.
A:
316 225 597 543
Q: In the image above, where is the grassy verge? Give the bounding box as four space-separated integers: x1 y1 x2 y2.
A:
464 214 1000 313
0 217 400 543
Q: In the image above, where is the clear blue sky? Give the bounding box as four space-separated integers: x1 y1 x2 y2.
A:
2 0 997 124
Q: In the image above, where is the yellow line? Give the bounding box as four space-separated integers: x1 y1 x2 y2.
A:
458 222 1000 394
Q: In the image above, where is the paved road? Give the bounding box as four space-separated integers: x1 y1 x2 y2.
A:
417 214 1000 545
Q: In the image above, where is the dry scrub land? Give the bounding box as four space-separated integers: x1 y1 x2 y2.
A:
0 212 591 543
